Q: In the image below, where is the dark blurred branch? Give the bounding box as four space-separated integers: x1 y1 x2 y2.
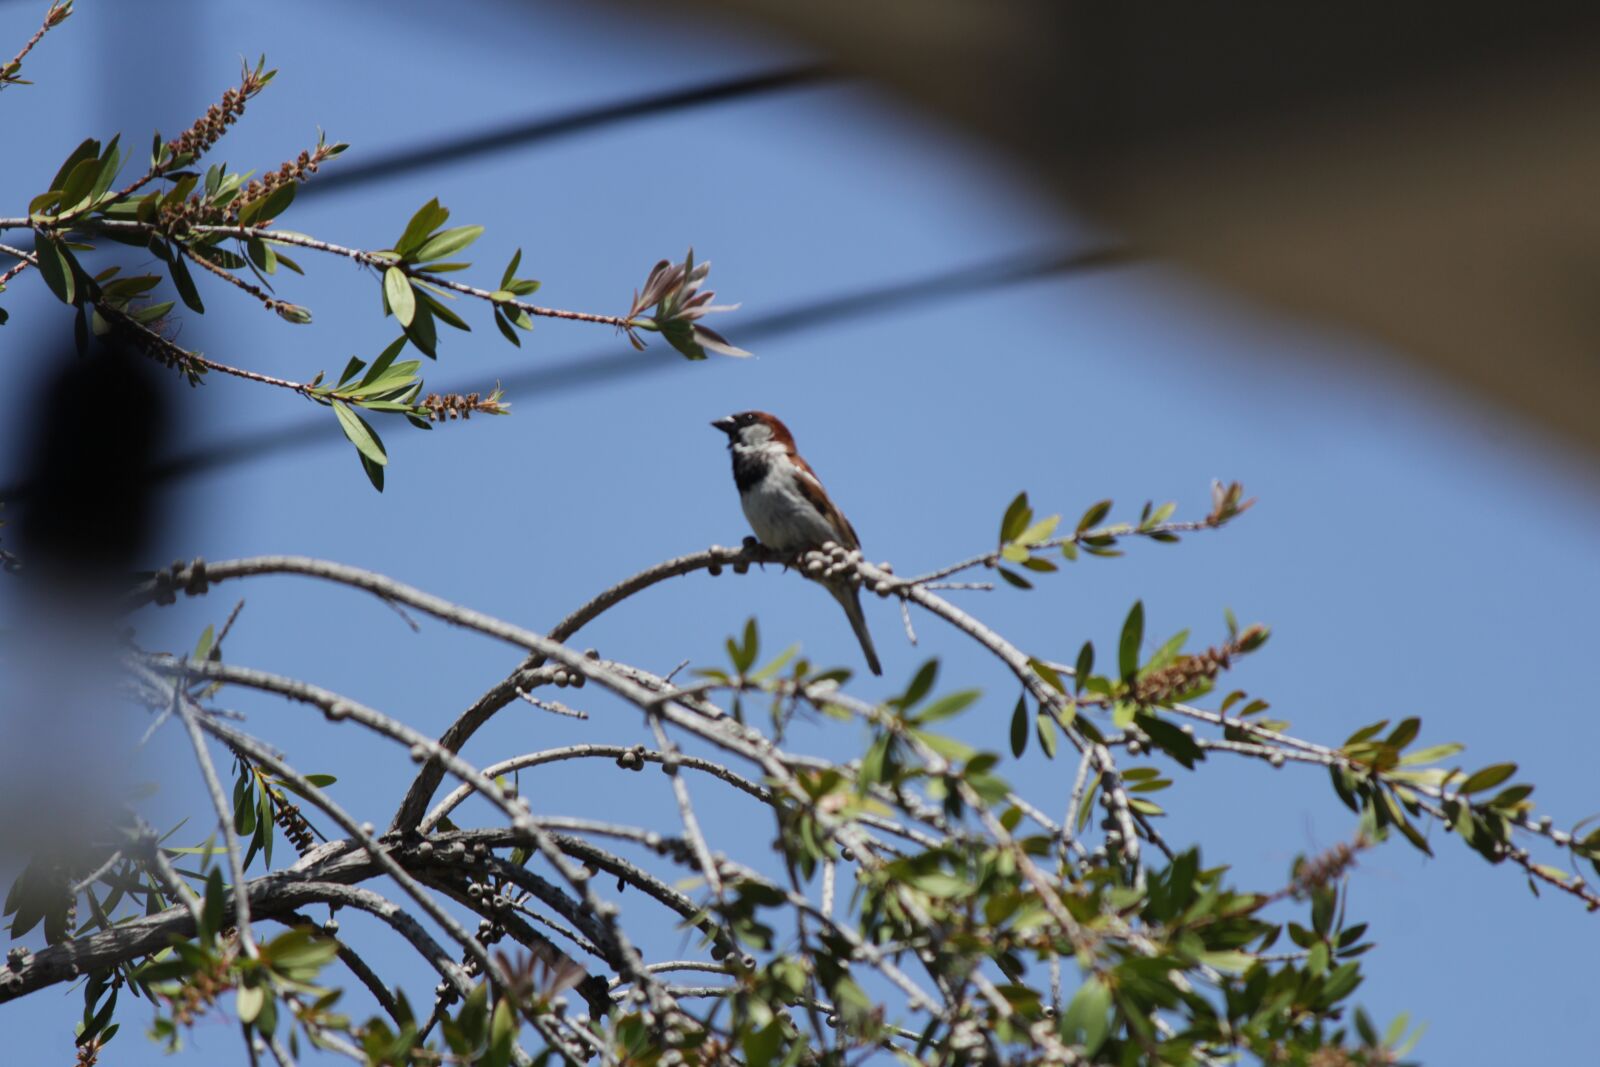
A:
300 65 835 196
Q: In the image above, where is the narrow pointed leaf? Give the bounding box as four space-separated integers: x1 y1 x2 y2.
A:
384 267 414 327
332 400 387 467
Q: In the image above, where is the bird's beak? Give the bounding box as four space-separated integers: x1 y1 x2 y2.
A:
710 416 737 435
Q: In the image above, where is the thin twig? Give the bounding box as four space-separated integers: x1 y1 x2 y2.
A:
179 241 290 316
162 665 259 957
899 598 917 645
646 710 723 897
192 224 634 328
512 688 587 720
0 3 70 92
0 241 34 285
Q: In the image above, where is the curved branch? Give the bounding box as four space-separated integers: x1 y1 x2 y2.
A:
278 911 403 1024
397 543 806 829
0 874 451 1004
125 548 778 831
421 743 774 834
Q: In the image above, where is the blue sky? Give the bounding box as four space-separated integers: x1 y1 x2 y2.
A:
2 2 1598 1063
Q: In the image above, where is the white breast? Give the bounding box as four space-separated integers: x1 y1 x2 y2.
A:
740 464 838 551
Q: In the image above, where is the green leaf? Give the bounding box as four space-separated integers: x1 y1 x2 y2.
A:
858 736 890 788
1077 499 1112 533
384 267 414 327
1144 629 1189 674
402 300 437 358
1016 514 1060 546
264 928 338 971
500 248 522 289
1061 976 1112 1054
357 336 409 389
50 137 102 194
35 237 76 305
169 251 204 313
1395 1019 1428 1057
899 660 938 710
199 867 225 943
1074 642 1094 692
1036 710 1058 759
1030 658 1067 693
916 689 980 724
234 784 256 836
1382 790 1433 854
1010 693 1028 757
743 1021 785 1067
241 180 295 227
1344 720 1389 747
236 982 265 1024
193 624 215 661
997 567 1032 590
1400 742 1464 766
728 618 759 673
57 155 103 214
493 309 520 347
332 400 388 467
359 453 385 492
1109 700 1134 731
396 198 449 257
1319 961 1363 1004
999 492 1031 544
1459 763 1516 794
1386 717 1421 751
415 287 469 332
907 870 973 898
482 998 515 1067
1488 783 1534 810
1136 713 1204 769
246 235 278 275
414 224 483 263
131 300 175 324
1117 600 1144 681
915 730 974 763
751 643 799 682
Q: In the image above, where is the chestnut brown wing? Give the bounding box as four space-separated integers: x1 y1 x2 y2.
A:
790 453 861 551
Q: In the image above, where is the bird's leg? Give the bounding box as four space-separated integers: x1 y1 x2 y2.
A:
741 535 773 571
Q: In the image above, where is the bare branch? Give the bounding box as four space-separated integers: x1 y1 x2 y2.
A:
0 2 73 93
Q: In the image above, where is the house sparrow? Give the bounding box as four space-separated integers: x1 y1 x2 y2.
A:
711 411 883 676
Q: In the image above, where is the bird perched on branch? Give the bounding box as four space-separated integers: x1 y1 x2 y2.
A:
711 410 882 675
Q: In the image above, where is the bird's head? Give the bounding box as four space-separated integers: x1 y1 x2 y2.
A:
711 410 794 452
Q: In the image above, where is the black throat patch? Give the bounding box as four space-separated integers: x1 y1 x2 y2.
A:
731 447 768 494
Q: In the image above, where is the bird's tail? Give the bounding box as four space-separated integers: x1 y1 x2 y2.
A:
828 582 883 676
